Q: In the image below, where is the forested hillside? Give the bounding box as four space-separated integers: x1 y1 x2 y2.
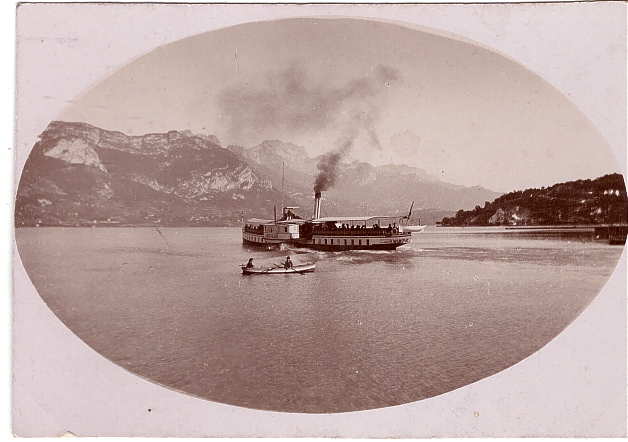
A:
440 174 627 226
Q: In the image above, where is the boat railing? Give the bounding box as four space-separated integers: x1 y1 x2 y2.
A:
311 227 408 237
243 225 264 234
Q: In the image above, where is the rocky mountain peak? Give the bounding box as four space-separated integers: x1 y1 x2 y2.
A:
181 129 222 147
16 121 281 227
44 138 107 172
17 121 506 227
42 120 103 145
248 140 311 165
226 145 247 157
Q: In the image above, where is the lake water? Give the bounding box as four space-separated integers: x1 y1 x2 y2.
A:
15 226 624 413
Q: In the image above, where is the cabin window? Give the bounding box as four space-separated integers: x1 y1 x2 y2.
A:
344 239 347 245
325 239 327 245
366 239 370 246
351 239 354 245
359 239 362 246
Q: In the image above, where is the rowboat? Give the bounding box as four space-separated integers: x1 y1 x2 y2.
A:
240 262 316 275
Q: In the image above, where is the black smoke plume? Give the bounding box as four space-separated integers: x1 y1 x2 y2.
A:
218 64 400 145
218 63 400 192
314 140 353 193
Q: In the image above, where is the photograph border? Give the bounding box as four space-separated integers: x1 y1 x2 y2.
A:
10 2 628 437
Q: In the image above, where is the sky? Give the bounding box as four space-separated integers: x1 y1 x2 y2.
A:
58 17 621 193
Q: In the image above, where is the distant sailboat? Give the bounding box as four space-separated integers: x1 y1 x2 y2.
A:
399 201 426 233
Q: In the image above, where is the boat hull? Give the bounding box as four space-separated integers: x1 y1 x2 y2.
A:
242 232 266 246
401 225 426 233
242 237 279 248
241 263 316 274
307 243 404 251
292 233 411 251
293 238 410 251
242 232 283 247
243 235 411 250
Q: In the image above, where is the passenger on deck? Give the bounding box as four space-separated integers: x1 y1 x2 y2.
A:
284 256 293 269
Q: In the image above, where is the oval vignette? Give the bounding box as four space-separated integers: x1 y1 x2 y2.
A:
14 17 627 413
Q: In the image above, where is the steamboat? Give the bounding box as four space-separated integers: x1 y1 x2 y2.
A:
242 191 418 251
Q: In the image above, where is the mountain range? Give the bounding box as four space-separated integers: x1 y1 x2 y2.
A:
15 121 501 227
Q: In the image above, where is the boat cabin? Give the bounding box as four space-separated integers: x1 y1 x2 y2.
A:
242 217 304 246
307 216 405 235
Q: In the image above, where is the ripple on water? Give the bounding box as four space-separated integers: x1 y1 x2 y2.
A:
15 227 624 413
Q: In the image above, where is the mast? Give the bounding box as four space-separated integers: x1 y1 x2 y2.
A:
280 161 285 218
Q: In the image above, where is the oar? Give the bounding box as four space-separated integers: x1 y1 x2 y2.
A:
249 266 274 275
287 263 312 274
293 267 311 275
156 227 169 246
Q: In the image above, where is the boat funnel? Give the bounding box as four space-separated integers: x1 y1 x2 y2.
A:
314 192 322 219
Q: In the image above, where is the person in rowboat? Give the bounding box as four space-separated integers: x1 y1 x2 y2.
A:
246 258 255 269
284 256 293 270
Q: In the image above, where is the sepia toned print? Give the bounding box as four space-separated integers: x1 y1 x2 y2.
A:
13 2 627 437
